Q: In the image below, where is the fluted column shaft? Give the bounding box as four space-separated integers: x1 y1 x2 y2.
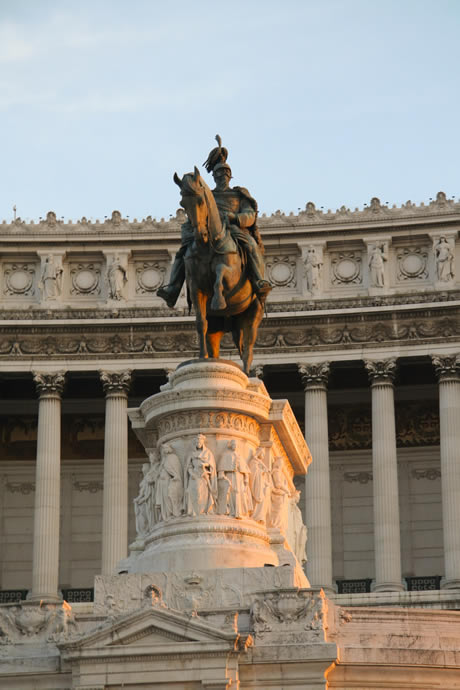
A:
30 372 65 601
100 370 132 575
365 359 403 592
432 355 460 588
298 362 333 591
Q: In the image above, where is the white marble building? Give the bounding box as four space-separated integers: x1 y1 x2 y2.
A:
0 193 460 687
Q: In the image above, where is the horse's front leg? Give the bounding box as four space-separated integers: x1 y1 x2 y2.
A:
195 290 209 359
210 263 230 312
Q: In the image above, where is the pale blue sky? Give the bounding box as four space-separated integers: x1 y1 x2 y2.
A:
1 0 459 222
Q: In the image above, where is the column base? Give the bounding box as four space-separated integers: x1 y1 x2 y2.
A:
441 578 460 590
27 593 62 603
373 581 405 593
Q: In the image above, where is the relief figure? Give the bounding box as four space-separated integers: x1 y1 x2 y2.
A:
435 236 454 282
155 443 183 521
184 434 217 516
249 447 272 524
217 439 252 518
269 456 290 533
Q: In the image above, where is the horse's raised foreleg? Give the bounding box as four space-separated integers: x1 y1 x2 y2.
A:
195 290 209 359
210 263 231 312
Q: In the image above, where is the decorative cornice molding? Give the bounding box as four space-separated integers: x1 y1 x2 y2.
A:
32 371 66 397
99 369 132 395
431 354 460 381
297 362 330 389
364 358 397 385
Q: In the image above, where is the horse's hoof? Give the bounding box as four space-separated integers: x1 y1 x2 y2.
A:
211 295 227 311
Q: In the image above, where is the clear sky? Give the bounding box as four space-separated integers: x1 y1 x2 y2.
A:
1 0 459 222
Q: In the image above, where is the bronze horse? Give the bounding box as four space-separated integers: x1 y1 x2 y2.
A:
173 167 265 374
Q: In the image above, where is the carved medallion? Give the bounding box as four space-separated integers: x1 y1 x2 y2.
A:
330 251 362 285
265 256 297 288
3 263 36 296
135 261 166 293
70 263 101 295
396 247 429 281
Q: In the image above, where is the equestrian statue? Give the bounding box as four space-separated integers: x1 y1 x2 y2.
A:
157 136 272 374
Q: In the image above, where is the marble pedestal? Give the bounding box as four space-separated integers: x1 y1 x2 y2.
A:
123 359 312 581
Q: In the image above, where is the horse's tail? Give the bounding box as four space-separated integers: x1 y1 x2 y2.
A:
187 283 192 315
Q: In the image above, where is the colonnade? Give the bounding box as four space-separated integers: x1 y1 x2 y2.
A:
26 354 460 600
298 354 460 592
29 369 131 601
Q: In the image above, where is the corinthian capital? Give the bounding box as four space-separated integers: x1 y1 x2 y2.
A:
431 354 460 381
99 369 132 395
364 358 397 384
298 362 330 389
33 371 66 397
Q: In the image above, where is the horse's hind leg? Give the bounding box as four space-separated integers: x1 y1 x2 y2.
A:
241 299 264 375
195 291 209 359
207 331 223 359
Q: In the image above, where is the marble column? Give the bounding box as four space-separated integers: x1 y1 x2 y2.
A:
431 354 460 588
100 370 132 576
298 362 333 591
30 371 66 602
365 359 404 592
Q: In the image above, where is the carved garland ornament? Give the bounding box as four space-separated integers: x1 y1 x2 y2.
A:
135 261 166 293
396 247 429 281
331 251 362 285
265 256 297 288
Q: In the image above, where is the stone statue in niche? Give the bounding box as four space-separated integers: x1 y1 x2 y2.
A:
269 456 290 532
434 236 455 282
304 246 322 294
184 434 217 516
217 440 252 518
368 244 387 287
286 489 307 565
155 443 183 521
39 254 63 300
107 254 127 300
248 446 272 524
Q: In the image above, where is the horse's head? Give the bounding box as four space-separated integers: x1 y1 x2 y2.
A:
174 166 209 244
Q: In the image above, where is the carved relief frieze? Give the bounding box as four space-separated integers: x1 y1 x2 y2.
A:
5 481 36 494
69 262 102 296
135 260 167 294
330 251 362 286
412 468 441 480
396 246 429 281
250 589 327 641
3 262 37 297
343 471 373 484
328 400 440 451
157 410 260 439
265 255 297 289
0 602 79 645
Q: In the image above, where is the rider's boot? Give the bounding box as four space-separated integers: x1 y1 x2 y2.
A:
157 282 182 308
157 255 186 308
255 279 272 298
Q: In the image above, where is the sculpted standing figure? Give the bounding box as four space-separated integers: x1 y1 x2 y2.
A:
158 136 271 308
248 447 271 524
184 434 217 516
134 463 152 537
304 247 322 294
269 456 290 533
217 440 252 518
368 244 387 287
286 489 307 565
39 254 63 300
155 444 183 521
108 254 127 300
435 236 454 282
